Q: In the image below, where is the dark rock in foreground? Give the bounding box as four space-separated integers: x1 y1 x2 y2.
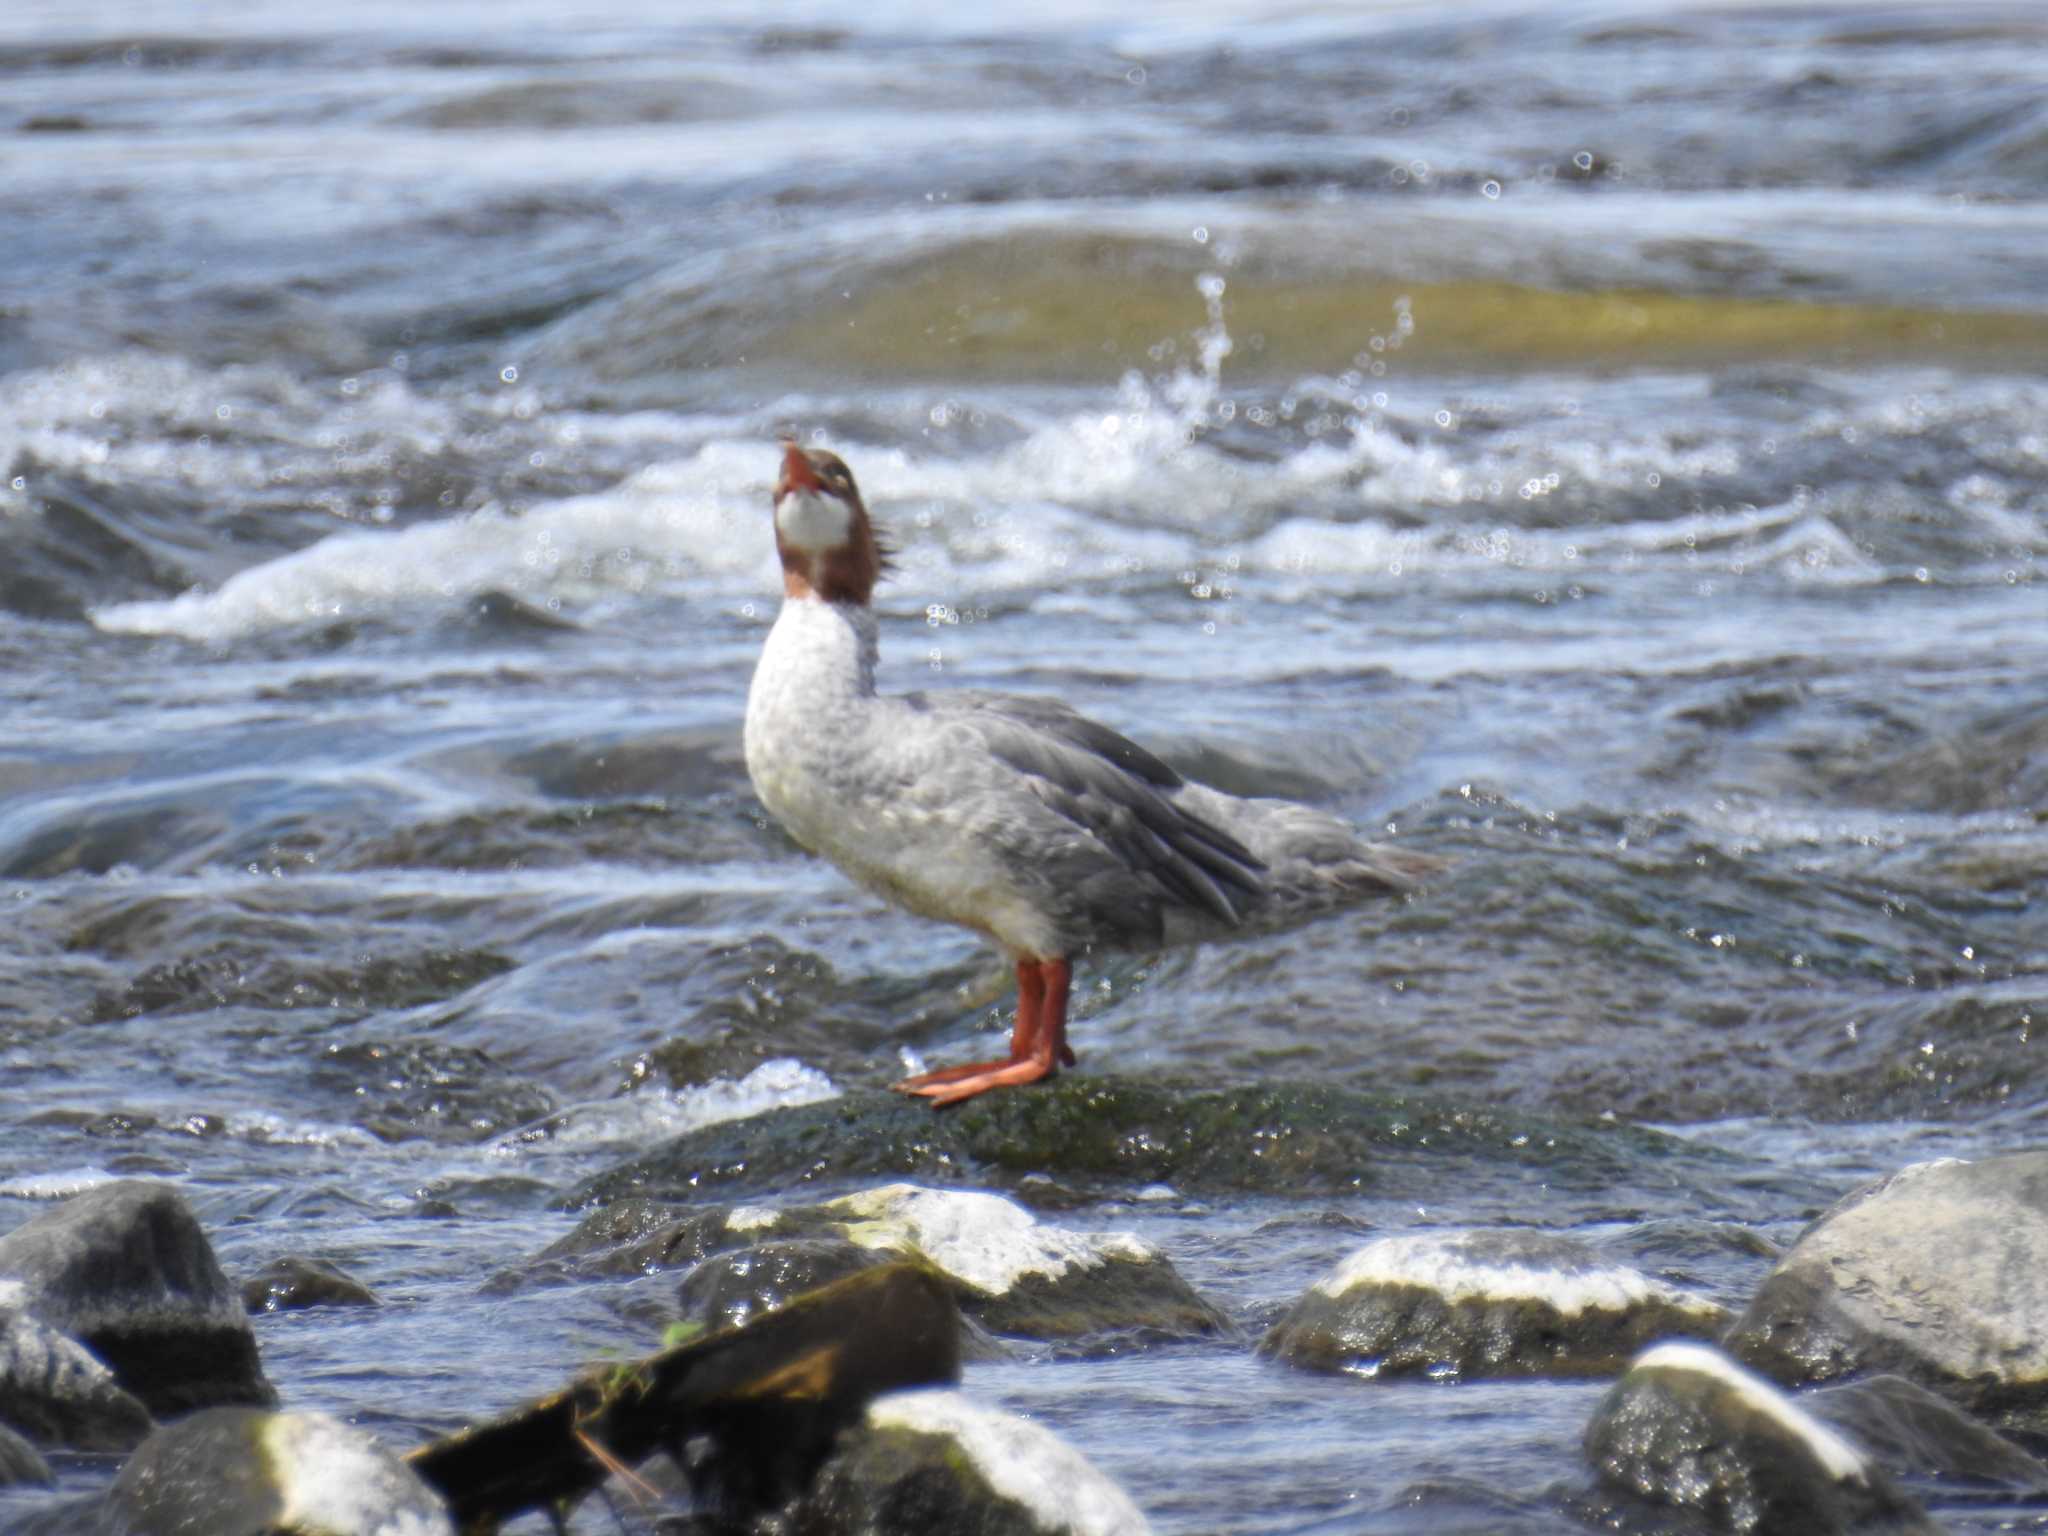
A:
0 1301 155 1451
1726 1152 2048 1413
565 1080 1730 1206
1261 1229 1726 1380
1583 1341 1937 1535
241 1255 380 1314
0 1181 275 1416
102 1407 452 1536
797 1387 1150 1536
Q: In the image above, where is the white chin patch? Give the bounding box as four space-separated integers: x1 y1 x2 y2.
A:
775 488 852 554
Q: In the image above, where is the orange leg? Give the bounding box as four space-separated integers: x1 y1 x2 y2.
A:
894 957 1075 1106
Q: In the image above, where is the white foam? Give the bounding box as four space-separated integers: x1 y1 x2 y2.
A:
827 1184 1155 1295
869 1388 1151 1536
1312 1230 1720 1318
92 450 777 643
0 1168 123 1201
1633 1342 1869 1484
494 1059 838 1153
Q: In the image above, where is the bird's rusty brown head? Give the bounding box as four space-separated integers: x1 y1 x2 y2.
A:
773 440 889 605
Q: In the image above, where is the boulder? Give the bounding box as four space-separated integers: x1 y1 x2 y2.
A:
1726 1153 2048 1412
0 1181 274 1415
102 1408 452 1536
0 1298 155 1451
1583 1341 1937 1535
1261 1228 1726 1379
797 1387 1150 1536
241 1256 379 1314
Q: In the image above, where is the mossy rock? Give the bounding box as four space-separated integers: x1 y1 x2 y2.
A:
564 1078 1727 1208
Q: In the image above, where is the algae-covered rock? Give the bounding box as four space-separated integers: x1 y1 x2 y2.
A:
566 1079 1720 1207
1726 1152 2048 1413
1583 1342 1936 1535
798 1387 1150 1536
0 1181 274 1416
103 1408 452 1536
1261 1229 1726 1380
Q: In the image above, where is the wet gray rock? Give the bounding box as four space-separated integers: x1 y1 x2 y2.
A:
241 1255 379 1313
0 1421 51 1487
0 1298 155 1451
1725 1152 2048 1411
535 1198 746 1279
1811 1373 2048 1490
102 1407 453 1536
810 1184 1227 1344
1260 1228 1727 1380
675 1236 888 1333
1584 1342 1937 1535
0 1181 274 1416
795 1387 1150 1536
546 1183 1226 1347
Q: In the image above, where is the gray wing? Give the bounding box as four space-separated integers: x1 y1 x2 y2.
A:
903 689 1265 930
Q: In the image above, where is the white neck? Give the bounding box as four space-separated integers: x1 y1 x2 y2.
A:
748 596 879 718
744 597 883 836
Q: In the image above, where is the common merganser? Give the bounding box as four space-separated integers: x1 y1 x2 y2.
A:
744 442 1435 1106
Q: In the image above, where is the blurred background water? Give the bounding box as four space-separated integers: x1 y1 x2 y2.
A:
1 2 2044 1530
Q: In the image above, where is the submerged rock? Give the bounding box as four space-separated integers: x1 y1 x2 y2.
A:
1725 1152 2048 1412
1583 1341 1936 1535
1810 1374 2048 1490
0 1421 51 1488
102 1408 452 1536
241 1255 380 1313
1260 1228 1726 1379
0 1181 274 1416
0 1299 155 1451
797 1387 1150 1536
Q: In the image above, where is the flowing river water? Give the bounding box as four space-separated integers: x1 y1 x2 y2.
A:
2 2 2045 1531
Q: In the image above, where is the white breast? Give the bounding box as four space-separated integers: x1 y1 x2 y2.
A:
744 599 1064 959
